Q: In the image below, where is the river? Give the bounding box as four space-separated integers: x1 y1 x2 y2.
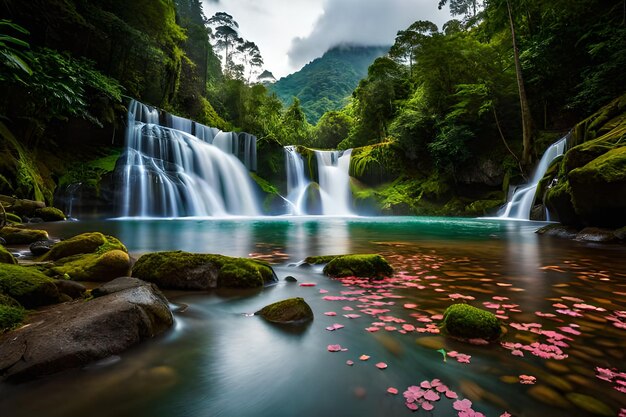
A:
1 216 624 417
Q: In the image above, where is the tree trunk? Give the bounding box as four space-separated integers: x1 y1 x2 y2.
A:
507 0 534 167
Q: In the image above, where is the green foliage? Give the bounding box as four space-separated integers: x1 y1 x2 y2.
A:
440 303 502 341
0 20 33 82
58 149 122 196
282 98 313 146
270 45 389 123
0 245 18 265
0 304 25 332
313 111 354 149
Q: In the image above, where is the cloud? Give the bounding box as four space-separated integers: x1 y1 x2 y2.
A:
287 0 451 69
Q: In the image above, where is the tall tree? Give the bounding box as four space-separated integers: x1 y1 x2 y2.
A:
389 21 438 77
207 12 242 77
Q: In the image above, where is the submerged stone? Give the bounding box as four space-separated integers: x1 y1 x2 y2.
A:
323 254 393 279
131 250 277 290
440 303 502 342
29 240 55 256
565 393 613 416
575 227 618 243
284 275 298 282
536 224 579 239
256 297 313 324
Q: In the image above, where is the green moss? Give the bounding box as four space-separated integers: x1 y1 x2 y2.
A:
51 250 131 282
0 226 49 244
58 150 123 196
0 304 25 332
256 297 313 324
41 232 126 261
33 207 66 221
463 199 503 216
440 303 502 341
0 293 22 308
304 255 341 264
132 250 277 289
324 254 393 279
5 212 22 224
350 142 406 185
0 263 61 308
0 245 17 265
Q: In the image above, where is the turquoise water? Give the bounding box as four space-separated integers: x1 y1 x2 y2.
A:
1 217 625 417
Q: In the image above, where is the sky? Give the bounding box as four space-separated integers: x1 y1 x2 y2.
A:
201 0 452 79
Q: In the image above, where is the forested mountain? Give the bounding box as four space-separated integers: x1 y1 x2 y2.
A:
270 45 389 123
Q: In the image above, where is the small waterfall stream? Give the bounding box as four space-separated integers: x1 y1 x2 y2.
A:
284 146 354 216
498 134 569 220
118 100 260 217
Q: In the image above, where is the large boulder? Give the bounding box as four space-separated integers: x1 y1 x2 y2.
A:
256 297 314 324
33 207 66 222
0 278 172 381
323 254 393 279
440 303 502 342
0 263 62 308
50 250 131 282
132 250 278 290
568 146 626 227
40 232 126 261
0 226 49 245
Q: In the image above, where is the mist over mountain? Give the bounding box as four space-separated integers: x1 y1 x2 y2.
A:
269 44 389 123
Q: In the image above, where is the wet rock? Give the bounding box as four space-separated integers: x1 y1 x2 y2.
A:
256 297 313 324
131 250 277 290
440 303 502 342
536 224 579 239
284 276 297 282
0 226 49 245
575 227 618 243
0 237 5 245
92 277 152 297
304 255 340 265
323 254 393 279
29 240 55 256
53 279 86 299
0 280 172 382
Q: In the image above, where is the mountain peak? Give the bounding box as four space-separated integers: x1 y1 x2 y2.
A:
270 45 389 123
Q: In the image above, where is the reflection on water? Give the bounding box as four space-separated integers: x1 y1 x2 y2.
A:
2 217 625 417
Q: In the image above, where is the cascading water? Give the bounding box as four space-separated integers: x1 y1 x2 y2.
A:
118 100 260 217
498 134 569 220
283 146 354 216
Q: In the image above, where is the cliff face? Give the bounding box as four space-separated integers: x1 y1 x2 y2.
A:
545 94 626 228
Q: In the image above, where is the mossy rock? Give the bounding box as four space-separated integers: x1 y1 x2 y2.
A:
40 232 126 261
569 146 626 227
440 303 502 342
464 199 504 216
34 207 66 222
0 245 17 265
536 224 579 239
256 297 313 324
0 226 49 245
50 250 131 282
0 304 25 332
304 255 341 265
132 250 277 290
0 263 62 308
544 179 580 226
323 254 393 279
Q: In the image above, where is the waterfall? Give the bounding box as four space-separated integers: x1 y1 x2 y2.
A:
498 134 569 220
118 100 260 217
283 146 354 216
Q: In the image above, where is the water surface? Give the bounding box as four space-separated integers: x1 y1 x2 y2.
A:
1 217 625 417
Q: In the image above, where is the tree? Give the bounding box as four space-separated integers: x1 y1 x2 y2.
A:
389 21 438 76
438 0 482 20
207 12 242 77
237 40 264 83
282 98 312 146
313 111 354 149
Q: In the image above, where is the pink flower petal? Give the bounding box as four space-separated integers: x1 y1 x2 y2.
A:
324 311 337 316
453 399 473 411
359 355 370 361
387 387 399 395
346 360 354 366
375 362 388 369
299 283 316 287
327 344 342 352
421 401 434 411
